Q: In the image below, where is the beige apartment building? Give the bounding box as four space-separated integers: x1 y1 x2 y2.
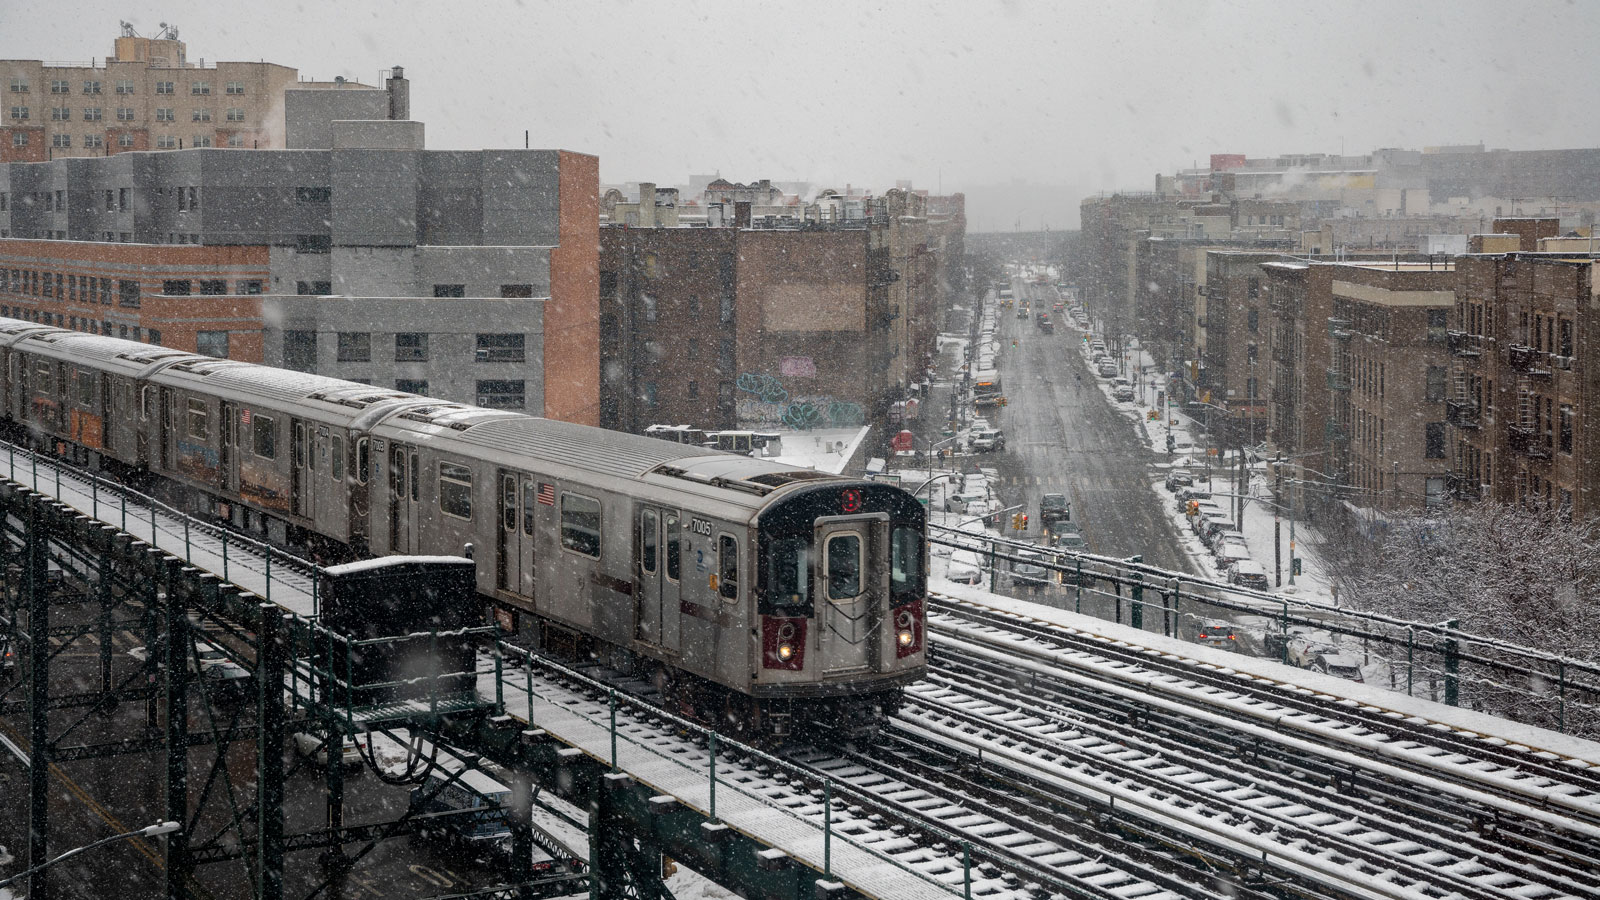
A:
0 26 371 161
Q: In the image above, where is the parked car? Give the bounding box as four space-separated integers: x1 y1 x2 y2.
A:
1098 362 1118 378
1194 619 1236 647
946 551 984 585
1313 651 1366 683
1113 385 1135 402
410 767 514 851
1175 487 1214 512
191 640 253 700
1010 550 1049 591
1228 560 1270 590
1213 542 1252 569
1164 471 1195 492
970 429 1006 452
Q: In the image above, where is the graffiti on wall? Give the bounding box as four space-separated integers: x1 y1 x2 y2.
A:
735 369 863 430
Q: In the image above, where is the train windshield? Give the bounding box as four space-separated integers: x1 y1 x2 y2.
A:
891 526 921 599
767 537 811 614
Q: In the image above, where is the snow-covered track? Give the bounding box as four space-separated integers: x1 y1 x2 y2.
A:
916 650 1597 900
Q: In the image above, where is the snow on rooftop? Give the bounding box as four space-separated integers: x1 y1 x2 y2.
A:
769 426 869 475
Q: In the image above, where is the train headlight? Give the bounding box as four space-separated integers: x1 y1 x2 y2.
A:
777 643 795 661
897 630 914 648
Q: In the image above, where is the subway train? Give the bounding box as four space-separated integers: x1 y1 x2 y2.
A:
0 318 926 736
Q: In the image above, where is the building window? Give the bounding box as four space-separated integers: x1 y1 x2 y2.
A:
687 380 699 399
1559 318 1574 358
118 187 129 210
642 296 657 322
295 280 333 295
118 279 140 307
439 462 473 520
196 331 229 359
82 106 102 121
194 279 225 295
192 135 212 148
476 333 524 362
190 81 211 95
395 332 429 361
10 133 25 148
148 329 161 345
8 78 27 93
156 135 176 149
155 107 174 121
476 379 526 409
283 331 317 372
115 79 135 95
294 186 331 203
117 134 134 148
162 279 191 295
720 295 735 324
49 80 67 94
227 135 243 148
1560 405 1574 453
1427 309 1448 343
687 339 699 359
9 106 29 121
225 81 245 95
191 107 211 122
396 378 429 394
560 493 602 558
295 234 331 254
1425 365 1445 402
113 105 135 121
644 382 658 406
336 332 371 362
50 106 70 121
83 134 103 149
1424 422 1446 459
500 283 534 298
155 81 174 95
237 279 262 295
433 283 466 298
51 134 70 149
82 80 101 94
224 107 245 122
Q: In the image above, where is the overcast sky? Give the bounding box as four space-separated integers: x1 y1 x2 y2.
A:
9 1 1599 230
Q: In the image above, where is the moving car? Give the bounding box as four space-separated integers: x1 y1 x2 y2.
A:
1039 493 1071 527
1194 619 1236 647
1009 550 1049 591
970 429 1006 452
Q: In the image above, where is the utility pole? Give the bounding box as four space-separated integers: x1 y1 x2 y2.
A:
1273 455 1283 587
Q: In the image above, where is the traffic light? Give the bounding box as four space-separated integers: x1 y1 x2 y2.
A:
1292 558 1303 576
1010 513 1022 530
1021 514 1028 530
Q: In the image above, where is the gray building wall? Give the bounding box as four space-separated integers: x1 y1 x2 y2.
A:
260 295 547 412
0 147 566 300
285 88 391 150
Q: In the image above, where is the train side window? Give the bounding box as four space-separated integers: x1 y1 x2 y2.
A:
718 534 738 601
501 475 517 531
664 513 680 582
35 361 51 392
522 480 536 536
767 537 810 611
439 462 472 520
140 385 153 419
640 509 658 574
560 493 601 558
355 438 368 484
891 526 921 595
331 435 344 480
75 370 92 405
825 534 862 601
252 415 276 459
186 398 208 439
410 453 418 502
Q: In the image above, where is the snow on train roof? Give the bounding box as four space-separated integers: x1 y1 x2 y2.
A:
449 415 726 479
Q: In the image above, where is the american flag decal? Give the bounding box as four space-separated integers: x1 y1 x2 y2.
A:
537 483 555 506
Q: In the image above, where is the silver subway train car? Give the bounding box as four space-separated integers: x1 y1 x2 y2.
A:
0 318 926 735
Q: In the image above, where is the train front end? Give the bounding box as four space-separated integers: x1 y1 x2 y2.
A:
753 481 927 734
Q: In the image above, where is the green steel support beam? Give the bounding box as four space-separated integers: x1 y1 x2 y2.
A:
256 605 287 900
26 494 53 900
163 557 193 900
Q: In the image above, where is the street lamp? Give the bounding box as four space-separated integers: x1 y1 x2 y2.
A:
0 821 181 891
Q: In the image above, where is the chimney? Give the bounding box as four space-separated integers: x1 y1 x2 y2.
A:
638 182 656 228
385 65 409 120
735 202 752 229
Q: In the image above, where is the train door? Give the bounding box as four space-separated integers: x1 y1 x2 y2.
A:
100 374 113 453
816 516 886 675
218 401 233 492
634 507 680 651
388 442 418 553
158 388 172 470
496 472 536 598
15 357 27 423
